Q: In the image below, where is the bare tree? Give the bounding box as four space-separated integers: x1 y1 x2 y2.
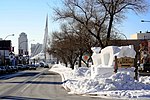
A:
97 0 149 45
70 22 95 67
54 0 149 48
48 25 80 69
54 0 108 48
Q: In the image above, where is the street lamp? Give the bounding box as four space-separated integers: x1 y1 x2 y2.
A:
141 20 150 22
3 34 15 66
4 34 14 40
141 19 150 39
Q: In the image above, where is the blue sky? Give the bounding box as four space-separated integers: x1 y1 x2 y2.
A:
0 0 150 54
0 0 61 54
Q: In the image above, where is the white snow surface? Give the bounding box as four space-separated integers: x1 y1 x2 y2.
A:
50 64 150 99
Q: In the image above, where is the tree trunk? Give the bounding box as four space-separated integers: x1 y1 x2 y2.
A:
70 63 74 69
106 15 114 46
78 53 83 67
98 38 104 49
65 62 68 67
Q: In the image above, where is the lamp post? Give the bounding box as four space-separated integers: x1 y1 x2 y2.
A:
141 20 150 22
4 34 14 40
141 19 150 39
3 34 15 66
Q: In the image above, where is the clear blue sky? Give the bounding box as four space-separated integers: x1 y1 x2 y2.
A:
0 0 150 54
0 0 62 54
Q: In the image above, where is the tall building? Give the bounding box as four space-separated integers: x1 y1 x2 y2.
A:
130 31 150 39
18 32 28 55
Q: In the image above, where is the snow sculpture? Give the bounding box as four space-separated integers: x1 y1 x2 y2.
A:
91 47 101 78
91 47 101 66
100 46 120 67
117 45 136 58
91 45 136 79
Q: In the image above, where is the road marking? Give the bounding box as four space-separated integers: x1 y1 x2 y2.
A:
0 69 48 96
20 73 42 92
20 69 48 92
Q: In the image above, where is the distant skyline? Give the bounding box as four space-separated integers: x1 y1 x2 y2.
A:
0 0 150 54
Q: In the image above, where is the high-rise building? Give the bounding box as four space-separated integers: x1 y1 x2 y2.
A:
18 32 28 55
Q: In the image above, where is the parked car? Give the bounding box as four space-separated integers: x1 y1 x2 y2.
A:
0 66 7 74
11 66 19 72
17 64 24 70
5 66 13 73
28 64 36 70
22 65 29 70
44 63 49 68
39 62 45 67
0 68 3 74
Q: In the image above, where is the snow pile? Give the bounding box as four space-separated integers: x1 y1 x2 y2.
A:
50 65 150 99
50 64 74 81
74 67 91 77
139 76 150 84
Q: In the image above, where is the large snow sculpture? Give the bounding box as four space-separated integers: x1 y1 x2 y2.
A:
91 45 136 79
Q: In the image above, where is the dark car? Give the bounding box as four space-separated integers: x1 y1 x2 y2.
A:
39 62 45 67
17 64 24 70
0 66 7 74
28 64 36 70
0 68 3 74
5 66 13 73
44 63 49 68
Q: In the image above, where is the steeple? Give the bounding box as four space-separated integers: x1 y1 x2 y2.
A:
43 14 49 62
30 14 49 61
45 14 48 32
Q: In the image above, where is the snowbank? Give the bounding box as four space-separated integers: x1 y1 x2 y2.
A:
50 64 150 99
49 46 149 99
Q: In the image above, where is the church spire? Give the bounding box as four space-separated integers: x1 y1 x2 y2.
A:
42 14 49 62
45 14 48 31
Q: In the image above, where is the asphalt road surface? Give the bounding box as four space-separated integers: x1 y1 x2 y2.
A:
0 68 118 100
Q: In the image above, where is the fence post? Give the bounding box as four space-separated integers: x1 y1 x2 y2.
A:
114 56 118 73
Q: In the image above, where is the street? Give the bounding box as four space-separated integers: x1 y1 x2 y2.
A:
0 68 113 100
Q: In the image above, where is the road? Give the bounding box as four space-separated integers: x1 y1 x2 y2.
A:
0 68 114 100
